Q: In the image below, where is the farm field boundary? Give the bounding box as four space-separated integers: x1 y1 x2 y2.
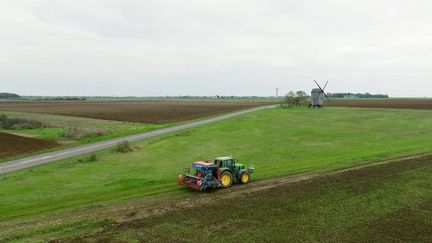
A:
0 111 165 162
0 132 59 159
328 98 432 110
0 100 276 124
0 105 275 174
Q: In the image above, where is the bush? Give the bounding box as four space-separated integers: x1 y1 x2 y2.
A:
0 114 44 129
115 141 133 153
75 153 98 164
281 90 309 107
0 114 7 126
86 153 97 162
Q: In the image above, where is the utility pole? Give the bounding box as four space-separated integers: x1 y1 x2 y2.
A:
276 88 279 97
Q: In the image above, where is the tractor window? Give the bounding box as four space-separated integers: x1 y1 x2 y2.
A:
225 160 233 168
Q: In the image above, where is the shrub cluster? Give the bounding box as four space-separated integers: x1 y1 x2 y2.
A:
76 153 98 163
281 90 309 107
86 153 98 162
115 141 133 153
0 114 44 129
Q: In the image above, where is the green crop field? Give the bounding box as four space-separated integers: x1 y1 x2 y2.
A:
1 107 432 241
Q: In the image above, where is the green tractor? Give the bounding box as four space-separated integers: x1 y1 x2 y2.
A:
178 156 255 190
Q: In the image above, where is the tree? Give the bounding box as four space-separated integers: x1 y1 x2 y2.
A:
281 90 308 107
295 91 308 106
282 91 296 107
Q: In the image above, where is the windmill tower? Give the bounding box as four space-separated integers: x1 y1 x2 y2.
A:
310 80 330 108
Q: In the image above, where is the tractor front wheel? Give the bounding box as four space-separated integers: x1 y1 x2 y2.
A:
220 171 233 188
239 171 250 184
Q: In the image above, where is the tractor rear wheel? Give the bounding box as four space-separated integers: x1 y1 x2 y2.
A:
220 171 233 188
239 171 250 184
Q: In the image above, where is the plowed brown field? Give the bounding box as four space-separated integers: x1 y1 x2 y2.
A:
327 99 432 110
0 133 59 159
0 100 275 124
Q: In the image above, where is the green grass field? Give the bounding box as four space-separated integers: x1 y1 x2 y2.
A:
0 107 431 241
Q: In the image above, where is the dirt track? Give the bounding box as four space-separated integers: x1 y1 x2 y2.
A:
327 99 432 110
0 132 59 159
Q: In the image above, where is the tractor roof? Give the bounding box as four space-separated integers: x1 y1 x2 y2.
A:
215 156 233 160
193 161 215 167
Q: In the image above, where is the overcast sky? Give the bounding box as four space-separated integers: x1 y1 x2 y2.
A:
1 0 431 97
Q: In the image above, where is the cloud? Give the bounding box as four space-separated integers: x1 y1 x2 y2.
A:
1 0 431 96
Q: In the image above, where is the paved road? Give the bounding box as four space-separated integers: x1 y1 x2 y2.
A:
0 105 275 175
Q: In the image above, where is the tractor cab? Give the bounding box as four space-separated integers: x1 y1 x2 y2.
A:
215 156 235 169
214 156 254 177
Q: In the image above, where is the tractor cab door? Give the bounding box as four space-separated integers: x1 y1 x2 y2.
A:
224 159 234 170
216 159 234 169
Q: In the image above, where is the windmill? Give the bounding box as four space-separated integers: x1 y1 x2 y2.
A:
310 80 330 108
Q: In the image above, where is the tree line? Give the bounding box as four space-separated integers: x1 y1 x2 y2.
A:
327 93 388 98
0 92 20 99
